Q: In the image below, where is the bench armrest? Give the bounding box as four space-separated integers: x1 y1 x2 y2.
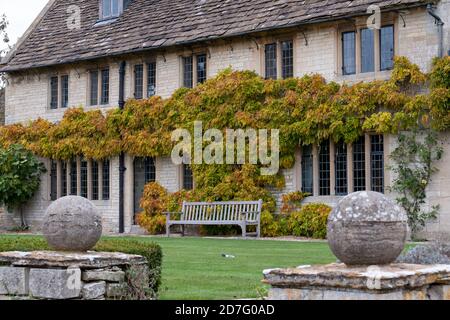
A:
241 211 262 221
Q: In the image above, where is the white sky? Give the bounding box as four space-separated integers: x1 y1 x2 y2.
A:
0 0 49 51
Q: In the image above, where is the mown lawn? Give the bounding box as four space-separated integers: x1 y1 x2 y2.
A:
0 235 335 300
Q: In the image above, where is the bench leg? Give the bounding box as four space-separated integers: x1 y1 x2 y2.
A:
241 224 247 238
181 225 185 237
166 224 170 237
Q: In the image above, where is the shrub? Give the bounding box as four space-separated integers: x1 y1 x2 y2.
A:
0 236 163 297
281 191 309 214
0 144 46 229
136 182 169 234
288 204 332 239
396 242 450 265
260 211 291 237
261 211 281 237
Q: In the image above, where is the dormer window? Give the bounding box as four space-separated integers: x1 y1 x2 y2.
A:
100 0 130 20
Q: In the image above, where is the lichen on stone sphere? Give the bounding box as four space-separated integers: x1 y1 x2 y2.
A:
42 196 102 252
327 191 408 266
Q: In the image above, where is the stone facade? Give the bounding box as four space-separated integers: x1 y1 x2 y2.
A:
1 4 450 237
0 251 148 300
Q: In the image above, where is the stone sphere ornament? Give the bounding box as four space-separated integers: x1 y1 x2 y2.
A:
42 196 102 252
327 191 408 266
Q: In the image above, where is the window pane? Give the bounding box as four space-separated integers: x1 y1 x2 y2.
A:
197 54 207 84
301 145 313 194
145 157 156 183
380 25 394 71
70 159 77 195
81 158 88 199
103 0 111 18
281 40 294 79
183 164 194 190
147 62 156 97
319 140 331 196
183 56 193 88
265 43 277 79
102 159 110 200
335 141 348 195
342 31 356 75
361 29 375 73
90 71 98 106
50 160 57 201
112 0 120 16
61 75 69 108
134 64 144 99
50 76 58 109
92 161 99 201
371 135 384 193
353 136 366 192
101 69 109 105
61 161 67 197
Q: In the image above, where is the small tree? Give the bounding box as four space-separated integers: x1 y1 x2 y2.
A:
390 129 444 238
0 144 46 229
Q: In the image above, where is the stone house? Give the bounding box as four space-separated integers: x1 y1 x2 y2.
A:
0 0 449 238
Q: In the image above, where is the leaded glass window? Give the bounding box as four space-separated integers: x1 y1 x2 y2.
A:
319 140 331 196
134 64 144 99
380 25 395 71
183 56 193 88
361 29 375 73
371 135 384 193
197 54 207 84
342 31 356 75
353 136 366 192
281 40 294 79
301 145 314 194
335 141 348 196
265 43 277 80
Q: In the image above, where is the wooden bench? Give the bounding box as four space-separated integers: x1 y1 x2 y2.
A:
165 200 263 238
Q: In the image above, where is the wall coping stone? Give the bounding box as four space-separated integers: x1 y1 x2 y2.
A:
263 263 450 291
0 251 146 269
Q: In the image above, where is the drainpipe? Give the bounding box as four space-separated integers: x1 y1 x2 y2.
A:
427 3 445 58
118 61 126 233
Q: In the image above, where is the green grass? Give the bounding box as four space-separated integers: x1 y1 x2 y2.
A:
106 237 336 300
0 235 336 300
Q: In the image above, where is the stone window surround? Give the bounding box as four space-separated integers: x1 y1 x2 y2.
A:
47 73 70 110
131 58 157 99
294 134 389 197
47 157 112 202
87 67 111 108
259 35 297 80
336 14 399 78
179 50 209 89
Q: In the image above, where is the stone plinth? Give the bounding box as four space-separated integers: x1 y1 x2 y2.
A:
263 263 450 300
0 251 148 300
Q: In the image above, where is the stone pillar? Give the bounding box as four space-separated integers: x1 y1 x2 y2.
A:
313 145 319 197
124 154 135 231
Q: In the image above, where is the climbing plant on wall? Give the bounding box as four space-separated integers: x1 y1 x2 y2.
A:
0 56 449 216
